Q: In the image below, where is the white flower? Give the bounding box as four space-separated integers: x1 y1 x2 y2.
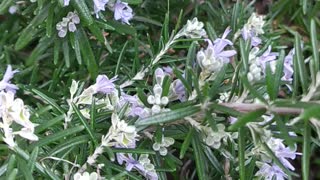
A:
0 91 38 147
202 124 236 149
183 18 207 39
102 113 138 147
245 13 265 35
152 137 175 156
74 172 98 180
56 12 80 38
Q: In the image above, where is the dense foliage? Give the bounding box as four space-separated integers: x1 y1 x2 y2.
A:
1 0 320 179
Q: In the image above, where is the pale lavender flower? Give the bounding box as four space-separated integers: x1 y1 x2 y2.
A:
155 68 165 85
114 1 133 25
267 138 299 171
120 93 146 118
197 28 237 74
0 65 19 93
240 13 265 47
173 79 186 102
162 66 173 75
242 27 262 47
255 163 287 180
64 0 70 6
93 75 117 94
56 12 80 38
9 5 18 14
213 27 234 53
117 153 144 171
93 0 109 18
258 46 279 71
116 153 158 180
281 49 294 82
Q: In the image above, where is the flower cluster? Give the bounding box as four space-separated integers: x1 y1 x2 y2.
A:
102 113 138 147
116 153 158 180
247 46 279 82
63 0 133 24
56 12 80 38
152 136 175 156
0 66 38 147
144 68 170 116
197 28 236 78
186 116 237 150
254 137 300 180
203 123 237 149
240 13 265 46
182 18 207 39
243 115 300 180
138 154 158 179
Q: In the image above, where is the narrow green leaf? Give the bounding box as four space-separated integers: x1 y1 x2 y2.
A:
63 39 70 68
191 133 206 180
71 0 93 26
238 127 246 180
48 135 89 156
203 147 224 175
273 50 285 99
121 0 142 4
27 147 39 174
53 39 60 65
111 148 156 154
106 20 137 35
294 33 308 94
302 120 311 180
7 168 18 180
73 33 82 65
72 103 98 147
77 28 98 79
115 41 129 75
29 126 85 149
6 155 16 178
0 0 13 14
179 128 194 159
30 88 65 114
240 74 268 104
310 19 319 78
228 109 266 131
300 105 320 120
209 65 226 99
13 146 59 180
240 38 249 73
17 156 33 180
135 106 201 126
96 21 116 31
36 115 64 133
46 3 55 37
